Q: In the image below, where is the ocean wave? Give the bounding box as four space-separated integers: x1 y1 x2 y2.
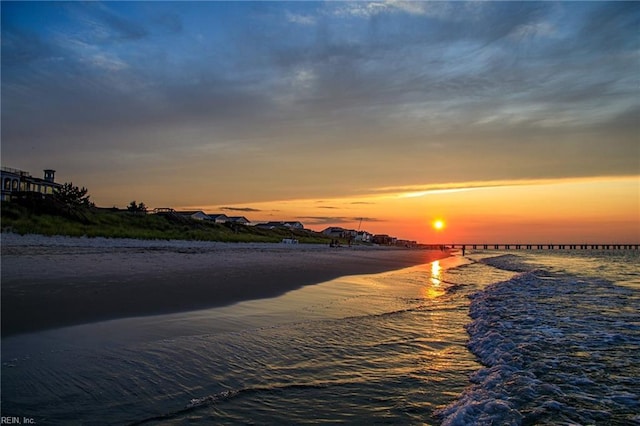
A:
479 254 535 273
436 269 640 425
128 382 340 425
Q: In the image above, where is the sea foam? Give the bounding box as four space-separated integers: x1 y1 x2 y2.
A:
436 254 640 425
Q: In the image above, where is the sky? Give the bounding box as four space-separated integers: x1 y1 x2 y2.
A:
2 1 639 243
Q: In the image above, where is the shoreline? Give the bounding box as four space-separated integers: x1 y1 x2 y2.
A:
1 233 450 337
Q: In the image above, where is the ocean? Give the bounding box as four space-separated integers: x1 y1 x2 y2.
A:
2 249 639 425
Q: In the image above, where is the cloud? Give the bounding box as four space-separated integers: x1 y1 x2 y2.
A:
373 176 639 199
298 216 386 225
331 1 447 19
2 2 638 207
334 2 393 18
509 21 556 40
286 11 316 26
6 1 631 147
85 52 129 71
220 207 262 212
74 2 149 42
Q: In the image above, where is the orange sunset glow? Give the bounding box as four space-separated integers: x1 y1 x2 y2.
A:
180 175 638 244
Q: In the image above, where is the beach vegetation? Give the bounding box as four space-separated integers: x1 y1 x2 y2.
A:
127 200 148 214
1 200 333 244
54 182 94 208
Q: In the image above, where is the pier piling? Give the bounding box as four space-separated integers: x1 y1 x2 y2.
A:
437 244 639 251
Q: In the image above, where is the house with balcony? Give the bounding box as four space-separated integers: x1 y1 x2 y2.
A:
1 167 62 201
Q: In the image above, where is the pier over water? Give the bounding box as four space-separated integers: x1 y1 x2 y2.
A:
424 244 640 251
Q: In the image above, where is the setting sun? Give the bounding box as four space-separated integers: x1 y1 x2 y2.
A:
433 219 445 231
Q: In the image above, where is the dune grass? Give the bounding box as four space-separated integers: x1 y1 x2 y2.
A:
1 201 332 244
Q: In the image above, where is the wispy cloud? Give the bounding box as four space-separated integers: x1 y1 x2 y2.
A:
220 206 262 212
373 176 638 198
298 216 386 225
333 1 435 18
286 11 316 26
72 2 149 42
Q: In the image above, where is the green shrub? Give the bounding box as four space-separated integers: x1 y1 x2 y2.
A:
1 201 332 244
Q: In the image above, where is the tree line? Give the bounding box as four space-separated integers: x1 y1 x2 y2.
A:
54 182 146 214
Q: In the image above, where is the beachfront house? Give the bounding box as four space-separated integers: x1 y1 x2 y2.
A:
227 216 251 225
207 214 229 223
154 210 251 225
355 231 373 243
284 221 304 229
175 210 211 221
322 227 359 239
322 227 347 238
256 221 305 230
1 167 62 202
372 234 396 245
255 221 287 230
395 239 417 248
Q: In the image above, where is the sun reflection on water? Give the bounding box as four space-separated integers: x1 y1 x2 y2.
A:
431 261 442 286
423 260 445 299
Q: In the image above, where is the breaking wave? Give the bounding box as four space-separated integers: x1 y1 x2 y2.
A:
436 263 640 425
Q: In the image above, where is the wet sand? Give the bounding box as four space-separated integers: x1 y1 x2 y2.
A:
1 234 450 336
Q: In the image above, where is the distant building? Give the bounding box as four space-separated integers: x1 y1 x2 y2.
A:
395 239 417 248
372 234 394 245
322 227 347 237
256 221 305 230
355 231 373 243
175 210 211 221
1 167 62 201
284 221 304 229
226 216 251 225
152 210 252 225
207 213 229 223
256 221 286 230
322 227 358 238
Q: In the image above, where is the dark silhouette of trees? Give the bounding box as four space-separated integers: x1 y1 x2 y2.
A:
127 201 147 214
54 182 94 208
47 182 95 222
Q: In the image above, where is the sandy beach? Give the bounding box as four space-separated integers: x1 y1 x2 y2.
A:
1 233 449 336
